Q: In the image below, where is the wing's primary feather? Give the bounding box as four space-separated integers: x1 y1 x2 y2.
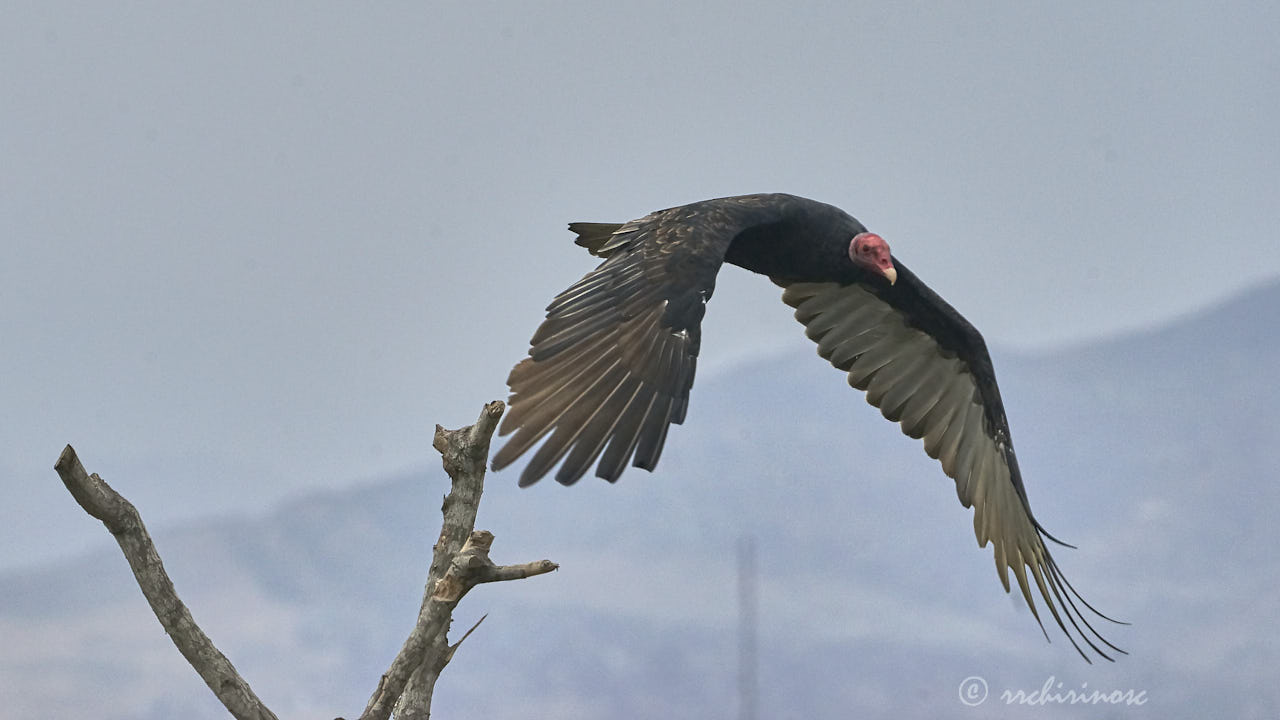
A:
778 277 1127 662
493 196 796 486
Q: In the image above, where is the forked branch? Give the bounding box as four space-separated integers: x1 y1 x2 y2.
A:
361 401 558 720
54 401 556 720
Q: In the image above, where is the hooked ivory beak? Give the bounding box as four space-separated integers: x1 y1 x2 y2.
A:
850 232 897 285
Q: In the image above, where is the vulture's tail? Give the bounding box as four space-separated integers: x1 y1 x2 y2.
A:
568 222 624 257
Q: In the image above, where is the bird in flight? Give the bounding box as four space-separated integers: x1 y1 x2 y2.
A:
491 193 1125 662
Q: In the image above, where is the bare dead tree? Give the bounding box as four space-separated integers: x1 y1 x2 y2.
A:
53 400 556 720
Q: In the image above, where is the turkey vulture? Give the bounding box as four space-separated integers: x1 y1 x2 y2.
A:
492 193 1125 662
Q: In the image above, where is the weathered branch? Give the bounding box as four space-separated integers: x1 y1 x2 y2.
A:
52 445 279 720
55 400 554 720
361 401 558 720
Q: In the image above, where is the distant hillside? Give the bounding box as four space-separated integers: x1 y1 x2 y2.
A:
3 281 1277 719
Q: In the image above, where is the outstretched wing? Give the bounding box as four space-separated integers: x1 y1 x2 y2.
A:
493 197 785 486
779 269 1126 662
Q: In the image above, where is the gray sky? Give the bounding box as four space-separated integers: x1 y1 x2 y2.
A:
4 1 1278 571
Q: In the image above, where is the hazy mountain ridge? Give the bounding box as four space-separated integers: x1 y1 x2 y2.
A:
3 281 1277 719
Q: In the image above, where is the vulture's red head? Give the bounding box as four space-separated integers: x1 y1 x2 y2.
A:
850 232 897 285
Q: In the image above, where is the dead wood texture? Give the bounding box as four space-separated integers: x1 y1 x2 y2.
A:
53 400 556 720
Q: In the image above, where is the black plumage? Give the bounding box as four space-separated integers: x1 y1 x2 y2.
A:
491 193 1125 661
